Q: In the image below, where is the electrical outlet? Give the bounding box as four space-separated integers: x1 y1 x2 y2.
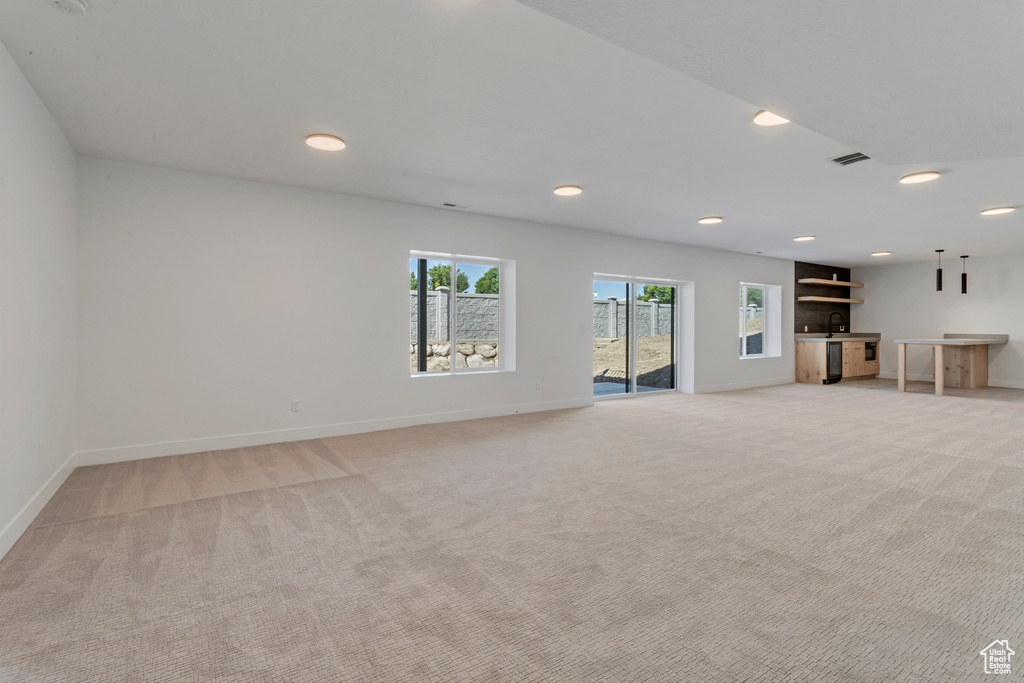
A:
291 400 299 412
804 326 808 332
535 382 542 391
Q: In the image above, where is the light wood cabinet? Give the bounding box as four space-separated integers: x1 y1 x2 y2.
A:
795 340 879 383
842 340 879 379
795 341 827 384
842 342 866 378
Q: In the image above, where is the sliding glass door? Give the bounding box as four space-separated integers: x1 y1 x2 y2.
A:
593 280 631 396
593 278 676 397
635 281 675 392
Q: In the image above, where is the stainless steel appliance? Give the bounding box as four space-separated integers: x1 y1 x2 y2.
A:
825 341 843 384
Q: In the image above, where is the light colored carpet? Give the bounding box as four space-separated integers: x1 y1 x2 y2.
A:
1 382 1022 681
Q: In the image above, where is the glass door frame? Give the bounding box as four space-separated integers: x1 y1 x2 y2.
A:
593 274 680 399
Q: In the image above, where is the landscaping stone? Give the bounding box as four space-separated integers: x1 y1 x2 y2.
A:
411 340 499 372
426 356 450 372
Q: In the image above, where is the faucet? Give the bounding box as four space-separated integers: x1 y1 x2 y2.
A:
828 312 845 338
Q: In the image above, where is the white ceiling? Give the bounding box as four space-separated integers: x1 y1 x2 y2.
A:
516 0 1024 165
0 0 1021 266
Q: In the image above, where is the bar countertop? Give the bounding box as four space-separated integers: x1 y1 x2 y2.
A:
895 335 1008 346
795 333 880 342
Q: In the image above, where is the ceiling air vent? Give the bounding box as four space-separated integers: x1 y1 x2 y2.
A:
829 152 870 166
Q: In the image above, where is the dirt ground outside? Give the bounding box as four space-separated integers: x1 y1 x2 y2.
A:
594 322 761 388
593 335 675 389
742 317 763 335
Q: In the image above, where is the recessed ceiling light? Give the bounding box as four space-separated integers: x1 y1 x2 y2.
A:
305 134 346 151
753 110 790 126
793 235 815 242
698 216 723 225
899 171 940 184
871 251 891 256
50 0 88 15
980 206 1015 216
554 185 582 196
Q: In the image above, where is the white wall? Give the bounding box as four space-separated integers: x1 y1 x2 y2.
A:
77 157 794 462
0 40 78 557
853 255 1024 387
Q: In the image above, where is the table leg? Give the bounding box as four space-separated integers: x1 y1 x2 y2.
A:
897 343 907 392
935 345 944 396
974 344 988 388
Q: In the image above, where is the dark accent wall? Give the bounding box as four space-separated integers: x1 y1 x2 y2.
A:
795 261 852 334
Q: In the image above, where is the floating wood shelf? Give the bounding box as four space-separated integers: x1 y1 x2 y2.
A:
797 278 864 288
797 296 865 304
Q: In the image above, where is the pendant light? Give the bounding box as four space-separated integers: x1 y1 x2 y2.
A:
935 250 944 291
961 255 969 294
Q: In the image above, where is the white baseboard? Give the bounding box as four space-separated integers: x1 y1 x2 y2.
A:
877 371 1024 389
75 397 593 466
990 378 1024 389
0 450 77 561
877 371 928 381
695 376 794 394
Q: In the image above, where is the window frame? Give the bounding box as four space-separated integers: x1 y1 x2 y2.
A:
410 251 513 376
739 282 768 359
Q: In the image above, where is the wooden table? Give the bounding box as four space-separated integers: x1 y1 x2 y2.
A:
895 335 1009 396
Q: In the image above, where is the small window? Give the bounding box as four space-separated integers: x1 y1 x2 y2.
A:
739 284 766 358
410 252 513 374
